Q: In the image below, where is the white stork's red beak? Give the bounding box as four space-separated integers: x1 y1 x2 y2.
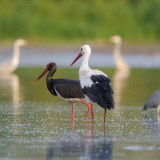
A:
70 52 83 66
34 68 48 82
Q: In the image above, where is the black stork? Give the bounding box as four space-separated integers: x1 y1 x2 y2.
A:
70 45 114 125
34 62 92 120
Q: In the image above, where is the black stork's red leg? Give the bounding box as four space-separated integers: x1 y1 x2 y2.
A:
80 99 92 120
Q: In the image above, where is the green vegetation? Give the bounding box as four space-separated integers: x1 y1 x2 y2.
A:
0 0 160 44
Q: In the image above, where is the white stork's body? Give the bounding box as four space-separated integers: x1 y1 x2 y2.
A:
71 45 114 124
0 39 26 74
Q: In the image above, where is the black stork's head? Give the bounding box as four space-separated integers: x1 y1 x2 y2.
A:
34 62 57 82
70 45 91 66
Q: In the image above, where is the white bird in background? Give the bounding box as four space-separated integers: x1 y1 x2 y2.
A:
111 35 129 72
111 35 130 107
0 39 26 74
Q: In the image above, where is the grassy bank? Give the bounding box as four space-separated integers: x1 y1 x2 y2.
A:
0 0 160 44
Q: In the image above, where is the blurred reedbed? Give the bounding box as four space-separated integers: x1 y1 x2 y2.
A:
0 0 159 43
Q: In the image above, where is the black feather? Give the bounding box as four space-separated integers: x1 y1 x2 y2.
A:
91 75 111 83
47 79 84 98
82 75 114 109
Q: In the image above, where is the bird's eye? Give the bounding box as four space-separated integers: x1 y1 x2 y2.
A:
81 48 82 51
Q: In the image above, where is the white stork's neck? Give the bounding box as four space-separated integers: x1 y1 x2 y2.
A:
80 51 91 71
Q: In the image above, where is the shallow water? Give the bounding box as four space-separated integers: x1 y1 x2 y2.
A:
0 68 160 160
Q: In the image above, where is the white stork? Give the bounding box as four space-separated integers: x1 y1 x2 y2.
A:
70 45 114 124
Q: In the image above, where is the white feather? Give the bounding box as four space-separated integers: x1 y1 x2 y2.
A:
78 45 108 88
0 39 26 74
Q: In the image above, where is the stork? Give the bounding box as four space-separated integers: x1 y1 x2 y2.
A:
70 45 114 124
0 39 26 74
111 35 129 72
34 62 92 120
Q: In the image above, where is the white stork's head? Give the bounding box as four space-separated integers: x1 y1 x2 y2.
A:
70 44 91 66
80 45 91 56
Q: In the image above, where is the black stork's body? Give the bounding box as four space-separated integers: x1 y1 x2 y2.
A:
70 45 114 125
34 62 91 120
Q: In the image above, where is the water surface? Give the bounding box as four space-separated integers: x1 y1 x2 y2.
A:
0 68 160 160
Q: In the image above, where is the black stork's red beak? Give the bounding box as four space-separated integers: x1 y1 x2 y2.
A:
34 68 48 82
70 52 83 66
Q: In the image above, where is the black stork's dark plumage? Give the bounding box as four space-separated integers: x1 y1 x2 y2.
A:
34 62 92 120
70 45 114 125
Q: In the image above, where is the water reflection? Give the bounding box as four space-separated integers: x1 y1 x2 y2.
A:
46 119 113 160
143 109 160 131
113 69 130 108
46 137 113 160
0 74 21 115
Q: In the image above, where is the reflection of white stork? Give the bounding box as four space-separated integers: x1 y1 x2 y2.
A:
0 39 26 74
111 35 129 72
111 35 130 107
70 45 114 124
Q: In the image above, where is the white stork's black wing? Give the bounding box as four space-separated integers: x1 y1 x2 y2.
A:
82 75 114 109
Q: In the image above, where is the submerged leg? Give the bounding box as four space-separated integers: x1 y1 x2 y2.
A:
104 108 107 125
80 99 91 120
71 103 74 120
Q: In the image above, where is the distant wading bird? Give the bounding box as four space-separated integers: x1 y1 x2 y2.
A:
143 90 160 112
34 62 92 120
70 45 114 125
111 35 129 72
0 39 26 74
111 35 130 107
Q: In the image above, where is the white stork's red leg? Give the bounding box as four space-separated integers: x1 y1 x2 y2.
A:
71 103 74 120
80 99 91 120
104 108 107 125
91 104 94 124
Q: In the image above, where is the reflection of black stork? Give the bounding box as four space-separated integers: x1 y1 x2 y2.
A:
70 45 114 125
34 62 92 120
